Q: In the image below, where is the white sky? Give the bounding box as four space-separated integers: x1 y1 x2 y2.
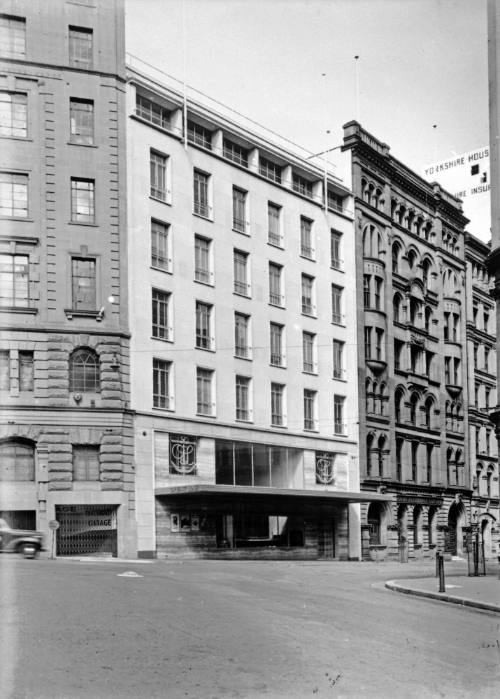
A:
125 0 487 191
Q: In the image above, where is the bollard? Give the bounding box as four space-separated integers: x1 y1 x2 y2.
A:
435 550 439 577
438 552 445 593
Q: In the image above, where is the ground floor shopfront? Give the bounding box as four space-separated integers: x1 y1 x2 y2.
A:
360 483 477 561
0 410 136 558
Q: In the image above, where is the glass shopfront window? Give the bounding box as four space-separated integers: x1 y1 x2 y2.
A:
215 439 303 489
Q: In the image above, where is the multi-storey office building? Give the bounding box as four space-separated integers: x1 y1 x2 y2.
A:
342 121 473 561
127 64 389 560
0 0 135 556
465 233 499 558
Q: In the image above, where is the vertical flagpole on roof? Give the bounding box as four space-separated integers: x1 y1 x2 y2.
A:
354 55 360 122
182 0 188 150
322 73 328 210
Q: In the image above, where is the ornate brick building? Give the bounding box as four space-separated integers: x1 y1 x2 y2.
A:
342 122 473 561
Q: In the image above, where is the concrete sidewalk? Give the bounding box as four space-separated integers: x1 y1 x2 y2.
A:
386 573 500 613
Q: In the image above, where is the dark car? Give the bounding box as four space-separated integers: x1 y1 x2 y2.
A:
0 518 44 558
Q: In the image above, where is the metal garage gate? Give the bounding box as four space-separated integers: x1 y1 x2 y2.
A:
55 505 118 557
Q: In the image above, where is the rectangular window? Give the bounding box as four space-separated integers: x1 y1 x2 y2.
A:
293 174 313 198
327 190 344 213
0 172 28 217
196 301 213 350
331 230 342 269
396 439 403 481
268 203 282 246
304 389 317 430
71 257 96 310
260 157 281 184
0 254 29 307
150 151 168 201
233 249 249 296
333 395 345 434
69 26 93 68
73 445 99 481
301 274 315 315
187 120 212 149
300 217 314 258
151 220 171 271
363 275 371 308
375 328 384 360
270 323 284 366
426 444 432 483
152 289 171 340
331 285 343 324
234 312 250 359
269 263 283 306
236 375 251 421
69 98 94 145
302 331 316 373
411 442 418 481
136 93 170 129
0 351 10 390
193 169 210 217
374 277 382 310
333 340 344 379
365 327 372 359
223 138 248 167
0 15 26 57
197 367 214 415
18 351 33 391
394 339 404 370
71 178 94 223
232 187 247 233
0 92 27 138
194 235 212 284
153 358 172 409
271 383 285 426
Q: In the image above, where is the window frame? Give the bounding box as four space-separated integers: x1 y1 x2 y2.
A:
233 249 250 297
153 357 173 410
271 382 286 427
270 322 285 367
301 274 316 316
268 262 284 307
68 25 93 68
0 15 26 58
70 177 95 224
300 216 314 259
333 394 345 435
234 312 251 359
196 367 215 415
0 253 29 307
71 256 96 311
151 219 171 272
193 169 212 218
69 97 94 145
0 171 28 218
150 150 169 202
235 375 252 421
69 348 100 394
268 202 283 247
331 284 343 325
303 389 318 431
152 288 172 341
72 444 100 481
0 91 27 138
195 301 214 350
194 235 213 285
302 331 317 374
232 186 247 233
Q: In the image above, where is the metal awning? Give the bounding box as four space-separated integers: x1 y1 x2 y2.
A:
155 484 393 506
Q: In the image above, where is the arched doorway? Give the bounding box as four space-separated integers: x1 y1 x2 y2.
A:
446 501 465 555
481 516 495 559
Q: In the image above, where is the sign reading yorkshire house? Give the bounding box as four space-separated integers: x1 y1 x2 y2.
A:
423 147 490 240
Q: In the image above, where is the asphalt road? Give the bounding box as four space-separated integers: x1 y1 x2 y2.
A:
1 558 499 699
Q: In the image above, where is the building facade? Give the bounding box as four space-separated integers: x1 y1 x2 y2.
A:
0 0 136 556
343 121 474 561
126 64 390 560
465 233 499 558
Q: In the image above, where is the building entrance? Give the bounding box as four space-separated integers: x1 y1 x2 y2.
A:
55 505 118 556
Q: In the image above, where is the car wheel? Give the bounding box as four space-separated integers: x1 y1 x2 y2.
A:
20 543 38 559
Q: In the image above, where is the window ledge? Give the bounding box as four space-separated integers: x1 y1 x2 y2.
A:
152 406 175 413
235 418 254 424
299 254 316 263
149 196 171 206
0 216 32 222
193 212 214 223
234 354 252 361
0 305 37 314
194 278 215 288
151 335 173 344
0 135 32 142
195 345 216 353
271 424 287 429
270 363 286 369
64 308 100 320
67 221 98 227
196 412 216 418
67 142 97 148
150 265 172 275
232 227 250 236
233 291 251 299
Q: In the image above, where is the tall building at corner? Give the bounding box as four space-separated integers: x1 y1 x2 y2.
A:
0 0 135 556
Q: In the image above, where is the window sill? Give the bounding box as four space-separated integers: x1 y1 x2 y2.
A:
64 308 100 320
270 363 286 369
67 142 97 148
0 216 32 222
271 423 287 429
194 278 215 288
151 335 173 344
233 290 251 299
149 195 171 206
303 428 319 433
269 303 285 310
235 418 253 424
195 345 216 352
267 240 284 250
152 406 175 413
193 211 213 223
0 305 37 314
196 412 216 418
331 321 346 328
332 375 347 382
331 265 344 273
300 254 316 263
302 370 318 376
150 265 172 275
0 135 32 142
234 354 252 361
233 227 250 236
67 221 98 227
301 311 317 319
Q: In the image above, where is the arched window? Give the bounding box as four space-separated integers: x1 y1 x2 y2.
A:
392 242 401 274
372 381 378 413
393 293 402 323
407 249 417 270
486 466 494 497
69 348 100 393
361 178 369 203
476 463 483 495
409 298 420 326
366 434 374 477
0 439 35 481
424 306 432 333
375 188 383 210
363 224 383 259
446 447 454 485
378 435 386 477
410 392 419 425
395 388 404 423
391 199 398 219
424 397 433 429
406 210 415 231
397 205 406 225
454 450 462 486
422 259 431 289
379 382 387 416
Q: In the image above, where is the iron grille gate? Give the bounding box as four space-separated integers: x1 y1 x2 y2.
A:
55 505 118 557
